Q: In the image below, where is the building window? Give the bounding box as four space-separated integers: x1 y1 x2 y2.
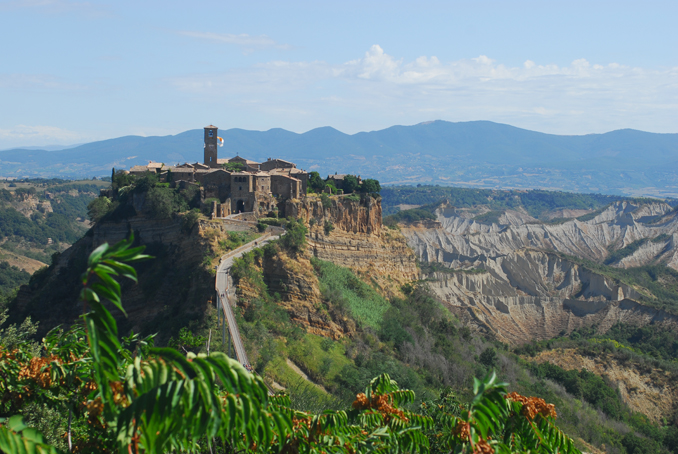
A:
239 186 242 191
208 131 214 137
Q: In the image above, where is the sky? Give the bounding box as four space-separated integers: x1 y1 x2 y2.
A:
0 0 677 149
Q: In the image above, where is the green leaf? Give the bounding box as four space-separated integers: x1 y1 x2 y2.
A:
88 243 109 267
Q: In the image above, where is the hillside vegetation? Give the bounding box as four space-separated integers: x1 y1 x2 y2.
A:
0 179 104 296
381 185 648 217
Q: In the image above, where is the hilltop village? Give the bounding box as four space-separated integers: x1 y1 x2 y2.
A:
127 125 360 217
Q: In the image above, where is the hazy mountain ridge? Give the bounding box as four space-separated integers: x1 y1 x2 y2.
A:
2 120 678 196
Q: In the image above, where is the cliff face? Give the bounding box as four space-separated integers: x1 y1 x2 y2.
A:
285 195 418 298
284 195 382 235
400 201 678 344
11 213 216 342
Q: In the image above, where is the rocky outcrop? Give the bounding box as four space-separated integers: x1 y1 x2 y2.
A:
530 348 678 423
285 195 418 298
307 226 418 299
10 212 214 342
285 195 382 235
261 251 354 339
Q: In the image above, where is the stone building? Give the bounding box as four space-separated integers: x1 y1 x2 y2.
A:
129 125 308 216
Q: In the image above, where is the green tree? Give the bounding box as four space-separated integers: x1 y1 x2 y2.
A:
320 193 332 208
280 217 307 253
222 162 245 172
359 178 381 194
308 171 326 193
343 175 359 193
87 196 111 222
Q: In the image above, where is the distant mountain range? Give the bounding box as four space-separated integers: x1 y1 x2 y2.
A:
2 121 678 197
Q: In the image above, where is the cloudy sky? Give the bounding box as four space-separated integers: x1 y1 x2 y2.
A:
1 0 677 149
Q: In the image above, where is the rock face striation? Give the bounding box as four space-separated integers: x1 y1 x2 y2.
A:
401 201 678 344
287 195 418 298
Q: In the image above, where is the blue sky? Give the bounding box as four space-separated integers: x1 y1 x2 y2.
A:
1 0 677 149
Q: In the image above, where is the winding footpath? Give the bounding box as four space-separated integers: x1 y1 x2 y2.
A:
214 225 284 369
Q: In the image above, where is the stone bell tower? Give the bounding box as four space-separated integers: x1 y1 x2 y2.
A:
204 125 218 167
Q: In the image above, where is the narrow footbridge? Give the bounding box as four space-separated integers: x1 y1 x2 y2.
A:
214 226 284 369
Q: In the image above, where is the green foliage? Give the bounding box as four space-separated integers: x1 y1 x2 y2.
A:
87 196 111 222
473 210 503 225
0 206 84 245
146 187 189 219
222 162 245 172
479 347 498 368
323 219 334 235
258 217 282 226
320 193 332 208
420 372 580 454
381 185 622 217
256 221 267 232
167 327 206 353
358 178 381 194
529 362 626 418
181 209 201 234
605 238 649 265
0 261 31 299
312 258 389 329
343 175 359 194
383 208 436 226
308 171 326 193
112 170 135 190
280 217 307 254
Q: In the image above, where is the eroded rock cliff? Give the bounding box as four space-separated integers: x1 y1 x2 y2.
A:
400 201 678 344
286 195 419 298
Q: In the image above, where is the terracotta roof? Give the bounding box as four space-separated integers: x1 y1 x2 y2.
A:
204 125 218 129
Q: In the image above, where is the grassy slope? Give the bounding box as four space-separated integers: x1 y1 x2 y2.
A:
217 236 677 453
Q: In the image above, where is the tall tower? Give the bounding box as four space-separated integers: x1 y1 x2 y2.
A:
204 125 218 167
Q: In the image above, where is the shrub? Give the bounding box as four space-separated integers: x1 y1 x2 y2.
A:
86 196 111 222
324 219 334 235
320 193 332 209
280 217 307 253
181 208 201 233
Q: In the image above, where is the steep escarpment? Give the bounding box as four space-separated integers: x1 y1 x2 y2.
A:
429 248 678 344
407 201 678 267
8 210 231 342
284 194 382 235
286 195 418 298
400 200 678 344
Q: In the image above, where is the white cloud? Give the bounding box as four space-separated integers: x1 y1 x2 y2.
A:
168 45 678 134
0 125 90 148
179 31 292 53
